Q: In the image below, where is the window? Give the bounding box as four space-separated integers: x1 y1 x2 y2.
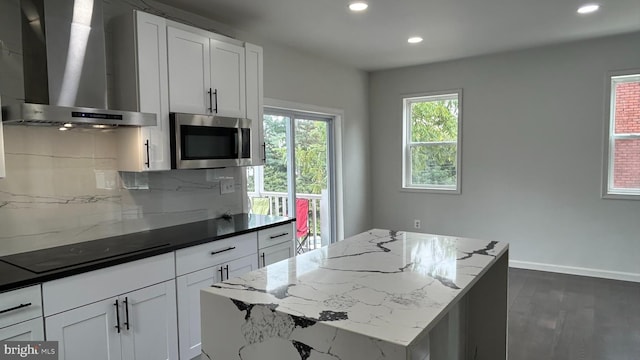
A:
603 71 640 198
402 90 462 193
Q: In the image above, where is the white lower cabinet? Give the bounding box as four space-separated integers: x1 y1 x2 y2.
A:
260 240 295 267
46 297 122 360
120 281 178 360
0 284 44 341
43 253 177 360
176 268 214 359
0 318 44 341
176 254 257 360
0 223 294 360
46 280 177 360
258 223 296 268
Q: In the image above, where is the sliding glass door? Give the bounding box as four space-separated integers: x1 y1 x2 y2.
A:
247 109 336 251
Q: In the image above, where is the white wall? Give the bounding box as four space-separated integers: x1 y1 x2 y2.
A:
369 32 640 280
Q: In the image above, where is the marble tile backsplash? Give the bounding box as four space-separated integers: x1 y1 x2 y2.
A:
0 126 245 256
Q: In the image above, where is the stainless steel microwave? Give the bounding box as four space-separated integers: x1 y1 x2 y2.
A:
170 113 253 169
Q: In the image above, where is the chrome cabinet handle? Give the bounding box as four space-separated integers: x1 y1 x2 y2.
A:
114 300 121 333
123 297 130 331
261 253 266 267
269 233 289 239
224 265 229 280
0 302 32 315
211 246 236 255
218 266 224 280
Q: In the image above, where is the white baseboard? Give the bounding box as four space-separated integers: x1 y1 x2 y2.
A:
509 260 640 283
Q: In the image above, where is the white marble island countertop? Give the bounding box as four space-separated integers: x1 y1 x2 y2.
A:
201 229 509 360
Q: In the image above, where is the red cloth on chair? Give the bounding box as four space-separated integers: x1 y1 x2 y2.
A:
295 199 309 239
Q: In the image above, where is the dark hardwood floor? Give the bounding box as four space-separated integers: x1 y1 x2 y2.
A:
508 268 640 360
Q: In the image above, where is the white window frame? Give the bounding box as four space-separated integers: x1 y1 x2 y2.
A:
402 89 462 194
602 70 640 199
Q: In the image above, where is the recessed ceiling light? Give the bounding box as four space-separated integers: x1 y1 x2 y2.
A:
408 37 423 44
349 2 368 12
577 3 600 14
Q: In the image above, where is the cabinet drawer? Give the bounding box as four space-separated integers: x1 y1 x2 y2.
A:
0 285 42 328
258 223 295 249
175 233 256 276
43 253 175 317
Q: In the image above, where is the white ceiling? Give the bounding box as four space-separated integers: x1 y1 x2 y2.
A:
156 0 640 71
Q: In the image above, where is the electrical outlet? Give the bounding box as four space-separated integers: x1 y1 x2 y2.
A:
220 179 235 194
414 219 421 229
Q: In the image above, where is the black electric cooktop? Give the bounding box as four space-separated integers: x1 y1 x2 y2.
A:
0 237 170 273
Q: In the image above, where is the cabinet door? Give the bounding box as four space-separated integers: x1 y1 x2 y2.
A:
245 43 264 166
176 267 216 360
167 27 210 114
45 298 122 360
210 39 245 118
120 281 178 360
223 254 259 280
0 318 44 341
136 11 170 171
176 255 256 360
260 240 295 268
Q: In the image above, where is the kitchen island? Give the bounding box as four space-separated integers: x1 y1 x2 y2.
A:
201 229 508 360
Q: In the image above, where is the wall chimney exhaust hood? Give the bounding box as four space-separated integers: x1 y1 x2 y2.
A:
0 0 156 127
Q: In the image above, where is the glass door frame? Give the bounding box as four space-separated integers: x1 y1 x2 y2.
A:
264 107 337 245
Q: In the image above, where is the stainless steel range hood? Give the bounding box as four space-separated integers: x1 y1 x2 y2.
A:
0 0 156 127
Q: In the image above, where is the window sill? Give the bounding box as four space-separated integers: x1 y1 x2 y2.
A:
602 192 640 200
400 187 461 195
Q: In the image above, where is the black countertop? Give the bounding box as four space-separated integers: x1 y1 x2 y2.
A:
0 214 294 293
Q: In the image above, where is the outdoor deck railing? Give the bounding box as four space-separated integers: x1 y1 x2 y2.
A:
248 192 322 252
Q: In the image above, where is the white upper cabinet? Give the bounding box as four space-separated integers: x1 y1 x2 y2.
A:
210 40 246 118
167 23 246 118
167 26 211 114
245 43 264 165
113 11 171 171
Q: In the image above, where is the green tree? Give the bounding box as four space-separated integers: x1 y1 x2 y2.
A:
260 116 328 195
410 100 458 186
294 119 327 194
263 115 288 192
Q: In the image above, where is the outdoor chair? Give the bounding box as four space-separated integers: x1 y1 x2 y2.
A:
251 197 270 215
295 198 311 254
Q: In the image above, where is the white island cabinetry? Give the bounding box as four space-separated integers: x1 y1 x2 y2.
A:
202 229 509 360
